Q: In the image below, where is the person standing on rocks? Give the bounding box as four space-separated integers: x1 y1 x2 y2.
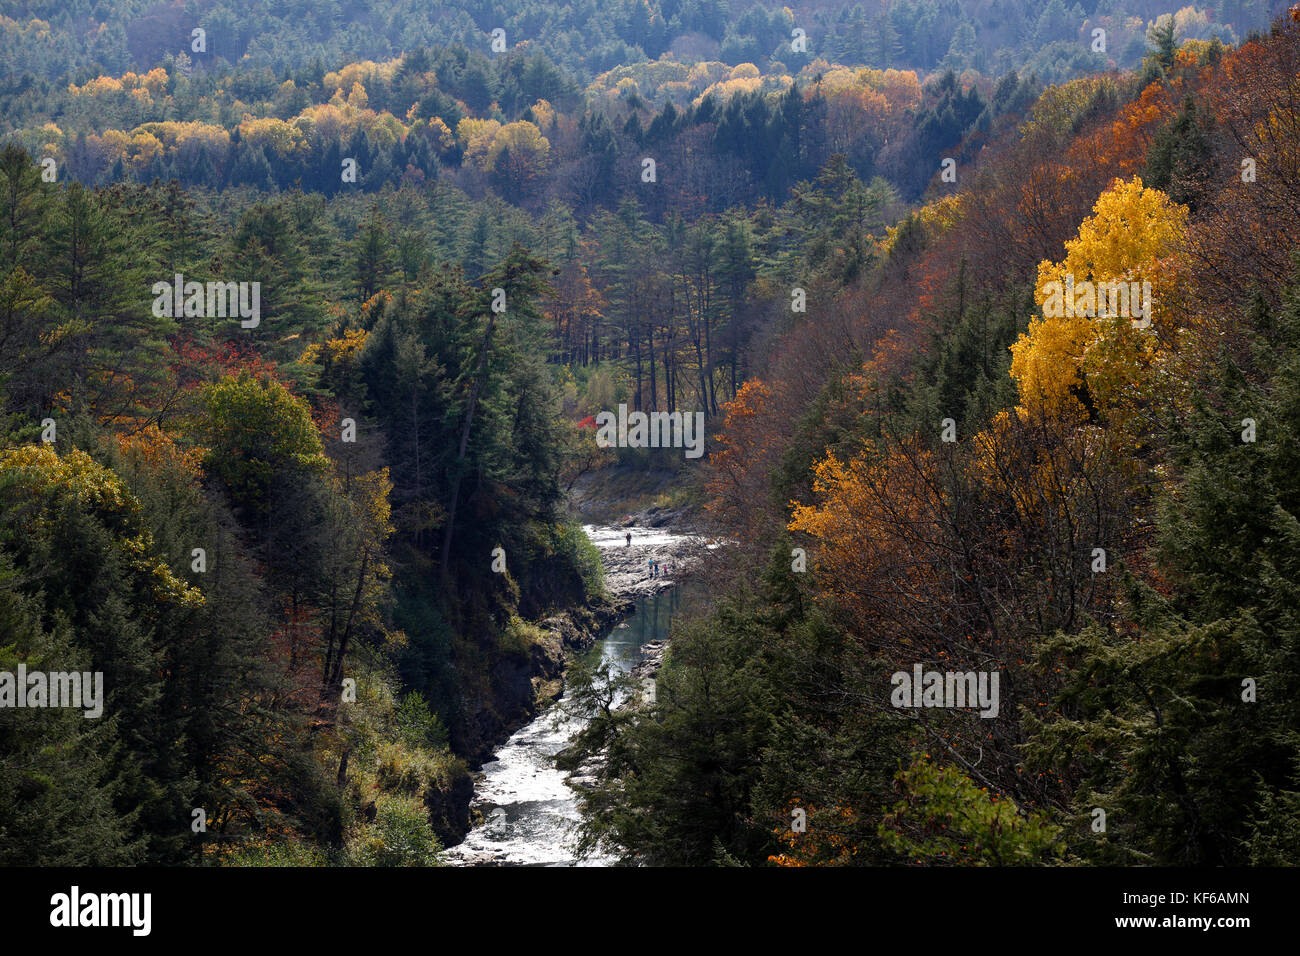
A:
626 531 631 547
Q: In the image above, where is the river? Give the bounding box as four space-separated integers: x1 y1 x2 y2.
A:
440 528 697 866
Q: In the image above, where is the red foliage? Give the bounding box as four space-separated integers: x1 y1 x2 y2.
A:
168 334 282 390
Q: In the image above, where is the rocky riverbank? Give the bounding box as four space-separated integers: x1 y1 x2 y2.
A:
429 598 625 848
584 493 710 582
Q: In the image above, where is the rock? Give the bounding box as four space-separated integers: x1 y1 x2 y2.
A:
424 765 474 846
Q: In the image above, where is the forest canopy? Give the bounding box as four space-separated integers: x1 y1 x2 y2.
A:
2 0 1297 872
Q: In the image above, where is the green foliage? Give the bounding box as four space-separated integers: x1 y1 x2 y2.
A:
1023 610 1276 865
223 840 331 867
0 442 332 863
0 556 138 865
771 366 870 507
346 795 442 866
557 520 607 603
196 372 330 516
395 691 450 751
327 672 469 855
879 756 1064 865
499 616 548 660
1145 96 1213 210
901 266 1027 436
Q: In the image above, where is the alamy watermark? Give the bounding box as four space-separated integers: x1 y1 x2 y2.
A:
890 664 1000 718
594 404 705 459
151 273 260 328
0 665 103 718
1041 274 1152 328
50 886 150 936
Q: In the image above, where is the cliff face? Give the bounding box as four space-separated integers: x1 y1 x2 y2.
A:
424 767 475 847
456 601 627 766
431 598 626 847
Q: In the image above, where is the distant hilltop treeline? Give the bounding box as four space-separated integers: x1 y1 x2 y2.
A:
0 0 1273 84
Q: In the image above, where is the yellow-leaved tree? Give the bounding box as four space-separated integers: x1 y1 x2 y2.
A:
1009 176 1189 426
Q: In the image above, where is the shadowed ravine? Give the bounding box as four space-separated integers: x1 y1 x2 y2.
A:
439 527 701 866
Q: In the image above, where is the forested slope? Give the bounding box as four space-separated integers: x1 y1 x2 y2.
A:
0 151 616 862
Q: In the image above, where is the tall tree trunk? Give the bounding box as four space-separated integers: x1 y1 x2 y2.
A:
648 321 657 411
703 291 716 415
729 289 740 401
632 329 642 410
